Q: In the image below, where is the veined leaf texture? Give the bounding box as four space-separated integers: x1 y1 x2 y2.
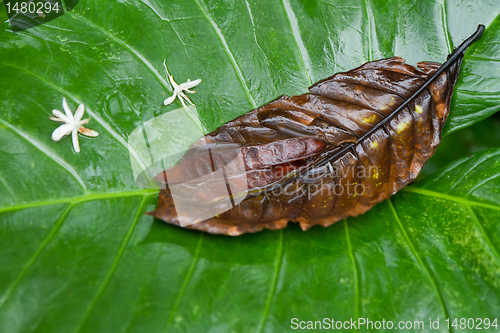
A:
150 25 485 235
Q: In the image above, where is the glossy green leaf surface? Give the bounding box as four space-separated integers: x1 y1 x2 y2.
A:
1 0 500 332
419 116 500 180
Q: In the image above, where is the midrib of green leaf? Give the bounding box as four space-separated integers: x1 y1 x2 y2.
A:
0 189 157 214
401 187 500 212
2 185 498 312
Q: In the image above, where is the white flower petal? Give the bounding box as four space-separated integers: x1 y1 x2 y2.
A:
163 59 171 76
164 94 177 106
180 78 201 90
177 95 188 108
169 76 178 89
179 92 195 106
76 118 90 127
74 104 85 121
49 116 64 123
51 124 73 141
72 130 80 153
79 126 99 137
52 109 70 123
49 98 98 153
62 97 74 121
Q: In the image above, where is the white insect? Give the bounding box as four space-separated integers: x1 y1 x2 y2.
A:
163 59 201 107
50 97 99 153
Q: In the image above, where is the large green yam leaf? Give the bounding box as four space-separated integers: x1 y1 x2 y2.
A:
1 0 500 332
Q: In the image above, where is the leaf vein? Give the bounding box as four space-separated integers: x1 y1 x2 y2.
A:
402 187 500 211
388 199 450 327
0 203 74 310
193 0 257 108
467 205 500 267
165 233 204 332
75 196 148 332
0 173 16 201
440 0 453 53
71 14 172 93
466 172 500 195
456 89 500 97
361 0 373 62
344 220 360 321
281 0 313 85
449 154 499 191
255 229 284 333
0 189 157 214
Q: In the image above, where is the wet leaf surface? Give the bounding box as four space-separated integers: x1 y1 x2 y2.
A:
152 45 472 235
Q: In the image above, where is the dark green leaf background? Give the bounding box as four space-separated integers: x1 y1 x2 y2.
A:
1 0 500 332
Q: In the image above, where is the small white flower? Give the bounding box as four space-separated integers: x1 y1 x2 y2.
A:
163 59 201 107
50 97 99 153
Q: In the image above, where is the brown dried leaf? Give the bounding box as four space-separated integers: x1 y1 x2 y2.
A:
149 26 484 235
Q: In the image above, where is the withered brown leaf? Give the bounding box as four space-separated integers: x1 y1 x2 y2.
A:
149 26 484 236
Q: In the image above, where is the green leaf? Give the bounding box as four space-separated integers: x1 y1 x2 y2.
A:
419 115 500 180
445 17 500 135
0 0 500 332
